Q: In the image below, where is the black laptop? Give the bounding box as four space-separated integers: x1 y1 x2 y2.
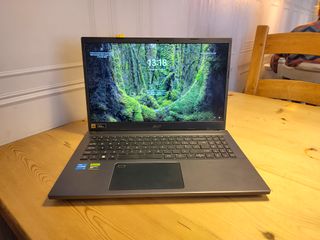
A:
48 37 270 199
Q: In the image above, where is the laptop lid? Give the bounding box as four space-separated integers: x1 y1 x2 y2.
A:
81 37 231 131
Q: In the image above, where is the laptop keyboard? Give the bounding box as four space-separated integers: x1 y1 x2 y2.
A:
80 135 236 161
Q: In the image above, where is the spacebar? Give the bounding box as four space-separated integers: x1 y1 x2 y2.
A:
117 154 163 160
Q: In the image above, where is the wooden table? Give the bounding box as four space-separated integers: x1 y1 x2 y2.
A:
0 92 319 240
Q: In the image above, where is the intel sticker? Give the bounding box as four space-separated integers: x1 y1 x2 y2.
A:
75 163 87 171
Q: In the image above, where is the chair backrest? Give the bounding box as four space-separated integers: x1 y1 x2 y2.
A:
245 25 320 105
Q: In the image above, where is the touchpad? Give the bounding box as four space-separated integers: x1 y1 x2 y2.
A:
109 163 184 190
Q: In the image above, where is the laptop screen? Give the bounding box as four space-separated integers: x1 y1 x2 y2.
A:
82 39 230 129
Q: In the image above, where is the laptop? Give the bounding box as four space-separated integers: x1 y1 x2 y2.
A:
48 37 270 199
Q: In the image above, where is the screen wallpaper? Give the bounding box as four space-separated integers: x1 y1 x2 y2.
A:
84 42 229 123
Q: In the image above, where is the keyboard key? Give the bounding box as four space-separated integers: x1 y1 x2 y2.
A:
187 154 196 159
190 149 202 154
193 138 206 141
176 154 187 159
80 155 89 160
205 153 215 159
203 149 212 153
222 153 229 158
117 154 163 160
200 144 210 149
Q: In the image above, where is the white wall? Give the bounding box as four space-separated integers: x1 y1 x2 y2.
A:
0 0 317 145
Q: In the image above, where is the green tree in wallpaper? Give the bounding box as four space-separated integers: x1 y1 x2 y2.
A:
90 42 226 122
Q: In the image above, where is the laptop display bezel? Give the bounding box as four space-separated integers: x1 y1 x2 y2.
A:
81 37 231 131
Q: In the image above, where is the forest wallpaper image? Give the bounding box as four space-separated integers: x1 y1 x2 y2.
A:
85 42 229 123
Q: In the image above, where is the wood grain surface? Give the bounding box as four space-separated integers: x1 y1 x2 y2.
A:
264 32 320 56
0 92 320 240
245 25 268 95
257 79 320 106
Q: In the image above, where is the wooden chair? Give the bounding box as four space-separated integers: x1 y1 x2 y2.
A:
245 25 320 105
